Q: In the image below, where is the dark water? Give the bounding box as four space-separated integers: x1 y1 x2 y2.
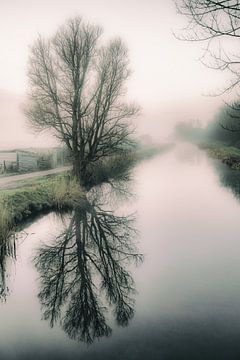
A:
2 143 240 359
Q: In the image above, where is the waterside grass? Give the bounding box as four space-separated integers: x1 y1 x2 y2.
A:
0 174 83 243
200 143 240 169
0 143 170 244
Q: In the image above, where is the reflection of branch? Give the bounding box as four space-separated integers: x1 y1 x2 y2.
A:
0 236 17 301
35 197 142 343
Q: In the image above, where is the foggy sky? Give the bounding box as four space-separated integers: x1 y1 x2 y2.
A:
0 0 229 149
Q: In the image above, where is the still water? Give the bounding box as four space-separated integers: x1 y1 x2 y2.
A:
1 143 240 359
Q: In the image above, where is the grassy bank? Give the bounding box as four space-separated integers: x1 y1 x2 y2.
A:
0 174 83 242
200 143 240 170
0 143 171 243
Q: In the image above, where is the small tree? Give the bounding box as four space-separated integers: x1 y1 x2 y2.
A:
25 17 138 187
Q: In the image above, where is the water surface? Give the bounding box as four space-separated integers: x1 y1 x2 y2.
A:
1 143 240 359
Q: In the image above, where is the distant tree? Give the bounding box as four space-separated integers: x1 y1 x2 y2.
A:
175 120 204 143
206 105 240 145
25 17 138 187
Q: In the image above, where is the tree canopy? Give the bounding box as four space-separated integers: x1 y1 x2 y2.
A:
25 17 138 186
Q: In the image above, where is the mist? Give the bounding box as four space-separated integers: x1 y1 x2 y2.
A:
0 0 230 149
0 90 57 150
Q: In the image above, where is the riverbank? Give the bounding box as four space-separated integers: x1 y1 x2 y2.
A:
200 143 240 169
0 143 172 243
0 174 83 242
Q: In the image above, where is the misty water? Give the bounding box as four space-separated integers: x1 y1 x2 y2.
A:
2 143 240 359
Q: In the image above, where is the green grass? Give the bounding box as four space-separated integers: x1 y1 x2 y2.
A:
0 143 169 244
0 173 83 243
200 143 240 169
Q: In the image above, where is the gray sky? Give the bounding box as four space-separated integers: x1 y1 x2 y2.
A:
0 0 229 148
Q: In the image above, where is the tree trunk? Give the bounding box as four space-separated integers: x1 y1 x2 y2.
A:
72 152 88 188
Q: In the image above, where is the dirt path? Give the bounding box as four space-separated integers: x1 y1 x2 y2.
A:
0 166 71 188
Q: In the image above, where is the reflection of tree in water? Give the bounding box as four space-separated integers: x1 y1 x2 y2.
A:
0 237 16 301
35 196 143 343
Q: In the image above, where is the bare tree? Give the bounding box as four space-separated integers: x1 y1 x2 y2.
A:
175 1 240 92
25 17 139 187
175 1 240 129
176 1 240 39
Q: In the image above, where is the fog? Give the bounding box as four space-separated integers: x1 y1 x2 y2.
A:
0 0 229 148
0 90 59 149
